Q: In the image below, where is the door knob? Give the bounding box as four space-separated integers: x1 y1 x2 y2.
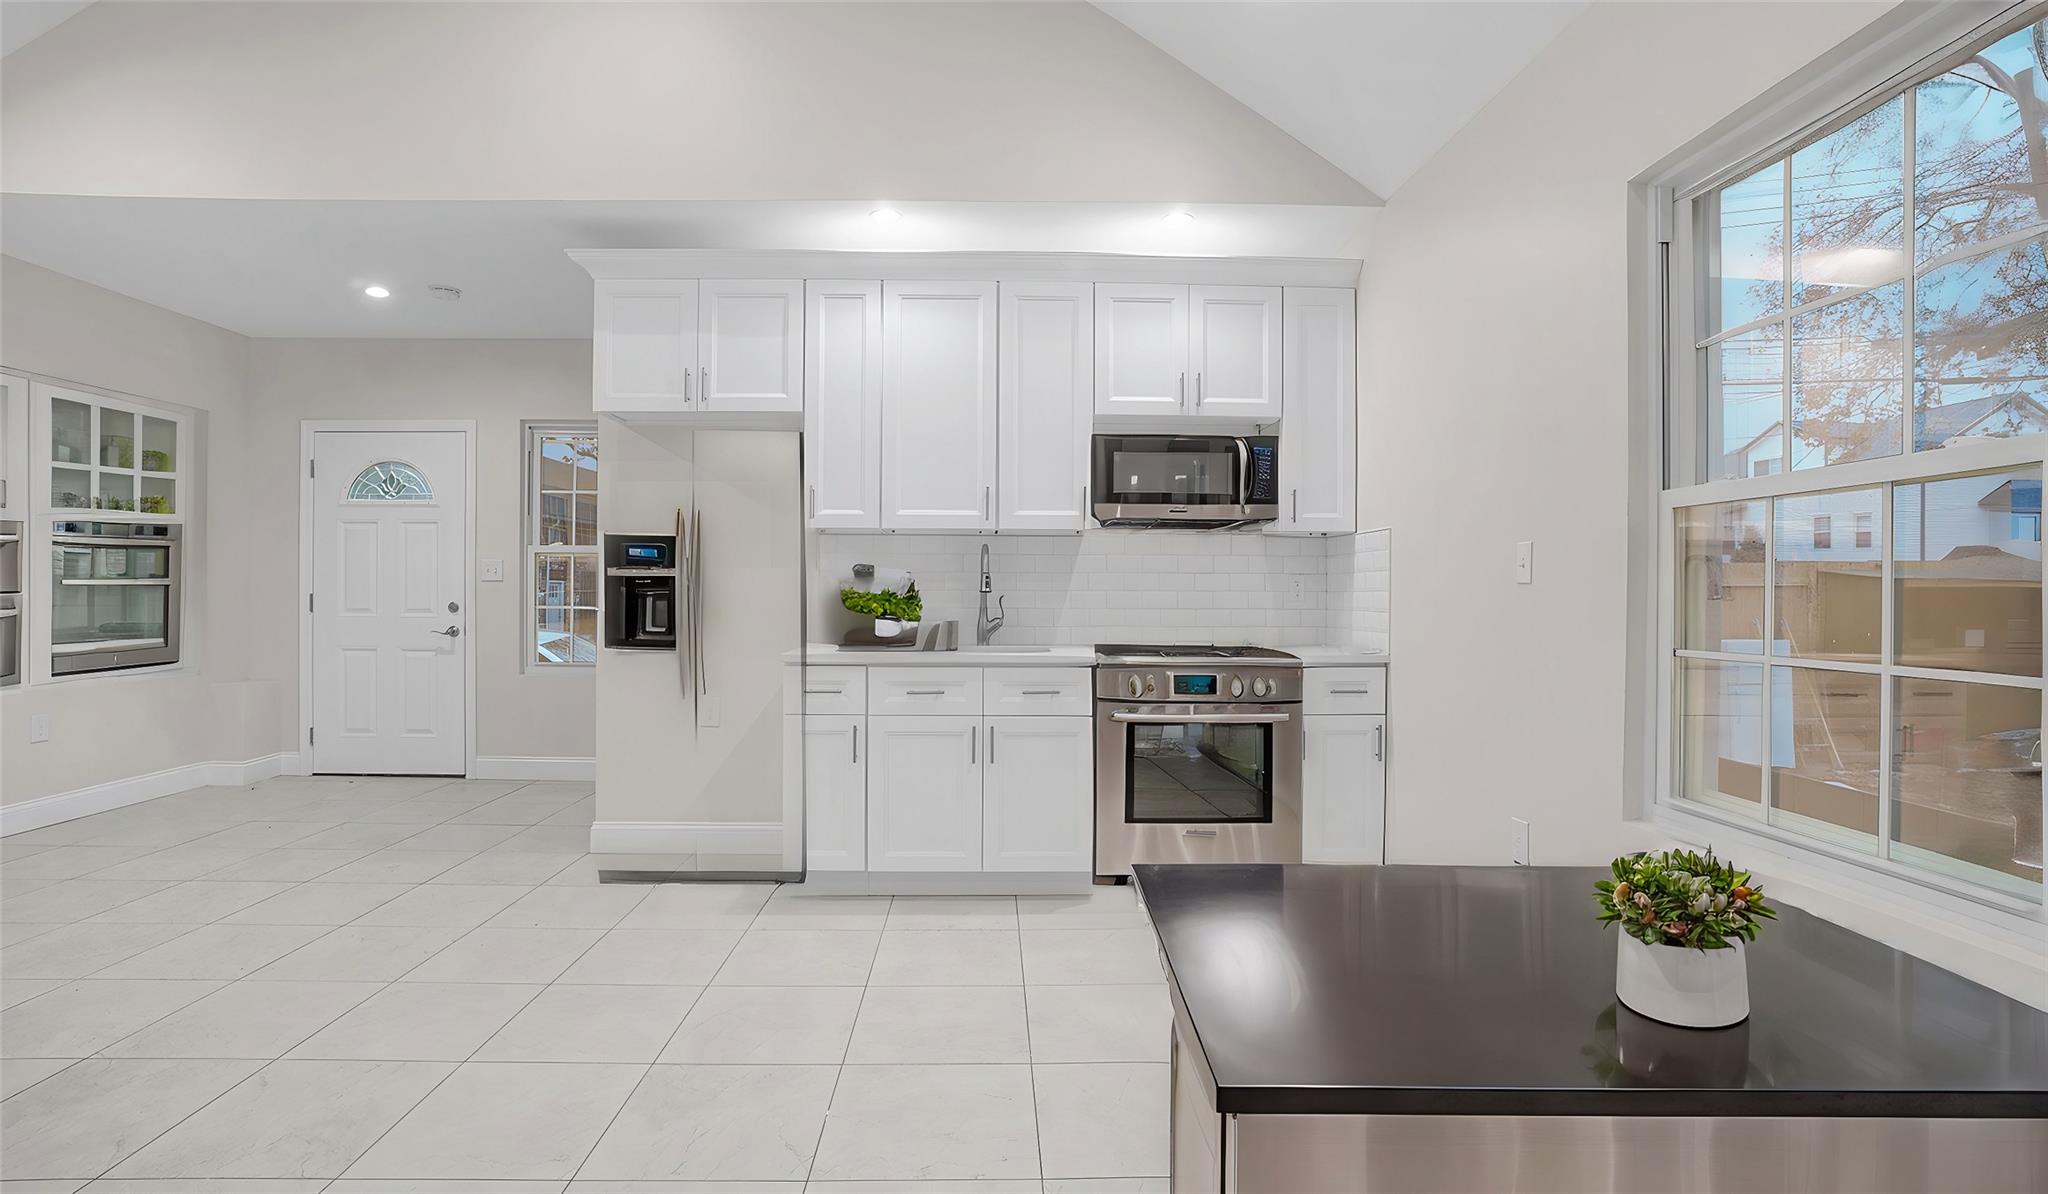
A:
430 625 462 638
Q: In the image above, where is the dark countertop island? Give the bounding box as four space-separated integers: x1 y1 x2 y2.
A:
1134 863 2048 1120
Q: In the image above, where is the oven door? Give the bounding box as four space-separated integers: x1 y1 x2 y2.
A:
50 533 181 675
1095 703 1302 875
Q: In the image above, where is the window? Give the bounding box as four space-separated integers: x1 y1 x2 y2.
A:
1663 12 2045 911
347 460 433 502
526 424 598 666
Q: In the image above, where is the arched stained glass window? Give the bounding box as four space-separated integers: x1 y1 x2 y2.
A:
347 461 433 501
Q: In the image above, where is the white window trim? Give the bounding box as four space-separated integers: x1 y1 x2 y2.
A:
523 421 599 670
1638 2 2048 933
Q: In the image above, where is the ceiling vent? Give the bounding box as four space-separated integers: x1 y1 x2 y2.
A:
427 285 463 302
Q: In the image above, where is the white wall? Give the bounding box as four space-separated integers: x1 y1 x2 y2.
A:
1356 1 1895 865
0 1 1367 207
0 256 268 805
241 339 596 763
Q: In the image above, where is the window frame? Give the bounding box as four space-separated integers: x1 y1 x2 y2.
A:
523 421 600 669
1646 2 2048 925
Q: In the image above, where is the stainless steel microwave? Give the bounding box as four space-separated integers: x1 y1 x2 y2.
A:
1090 434 1279 529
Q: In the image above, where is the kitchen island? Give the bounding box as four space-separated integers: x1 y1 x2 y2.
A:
1135 863 2048 1193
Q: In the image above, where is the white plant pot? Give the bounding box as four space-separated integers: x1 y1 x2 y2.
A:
873 617 903 638
1614 933 1749 1028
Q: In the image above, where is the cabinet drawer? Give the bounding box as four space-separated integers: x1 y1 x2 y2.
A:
786 666 866 715
1304 667 1387 715
982 668 1092 717
868 667 982 716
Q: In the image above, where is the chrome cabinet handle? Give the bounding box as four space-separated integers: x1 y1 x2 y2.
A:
804 687 843 696
970 729 977 765
1328 686 1374 694
988 724 996 764
430 625 461 638
1178 371 1185 405
1374 724 1384 762
683 367 691 405
905 688 947 696
1195 372 1203 405
699 367 708 404
852 724 859 764
808 486 817 518
983 486 991 521
1292 489 1299 523
1020 689 1061 696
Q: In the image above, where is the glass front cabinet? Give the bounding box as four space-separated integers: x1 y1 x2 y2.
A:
30 381 193 681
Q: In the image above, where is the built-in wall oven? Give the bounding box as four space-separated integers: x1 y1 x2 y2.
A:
50 521 180 676
1094 644 1302 876
0 520 20 687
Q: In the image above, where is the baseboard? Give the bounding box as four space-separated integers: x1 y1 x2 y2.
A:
0 752 296 836
798 870 1096 896
589 820 783 856
472 755 596 782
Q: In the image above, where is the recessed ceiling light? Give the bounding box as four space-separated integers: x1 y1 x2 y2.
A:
870 207 902 224
1162 210 1195 227
363 285 391 299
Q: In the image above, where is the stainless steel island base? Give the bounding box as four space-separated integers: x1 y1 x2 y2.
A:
1172 1025 2048 1194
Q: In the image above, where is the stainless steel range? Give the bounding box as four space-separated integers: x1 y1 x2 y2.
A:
1094 644 1302 877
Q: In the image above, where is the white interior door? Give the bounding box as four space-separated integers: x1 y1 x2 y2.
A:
311 429 469 775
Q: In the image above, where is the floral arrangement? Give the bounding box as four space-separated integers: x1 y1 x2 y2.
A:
840 583 922 624
1595 848 1773 950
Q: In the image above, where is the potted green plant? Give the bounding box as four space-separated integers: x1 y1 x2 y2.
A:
840 583 923 638
1596 848 1773 1028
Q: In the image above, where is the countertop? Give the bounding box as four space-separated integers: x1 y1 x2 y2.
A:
1286 647 1390 666
1133 863 2048 1118
786 644 1098 667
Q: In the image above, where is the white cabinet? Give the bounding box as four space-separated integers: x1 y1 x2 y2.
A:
1301 714 1386 865
0 370 26 519
1190 286 1282 419
983 716 1094 872
798 714 867 871
1095 283 1280 421
698 279 803 413
867 715 984 871
593 278 802 414
882 281 997 530
1094 284 1189 416
805 280 883 529
998 282 1093 531
594 279 698 412
1269 287 1357 536
35 380 191 521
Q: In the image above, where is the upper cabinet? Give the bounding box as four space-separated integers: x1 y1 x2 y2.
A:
1094 284 1189 416
36 381 190 523
0 371 26 520
592 278 802 414
1268 287 1357 537
881 281 997 531
1190 286 1282 419
805 280 884 530
1095 283 1281 421
998 282 1093 532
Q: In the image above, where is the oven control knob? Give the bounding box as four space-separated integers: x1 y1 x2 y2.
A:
1229 674 1245 699
1143 674 1157 695
1125 674 1143 699
1251 676 1272 698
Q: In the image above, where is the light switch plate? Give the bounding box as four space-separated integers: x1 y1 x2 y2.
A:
479 558 505 582
1515 541 1534 585
29 713 50 744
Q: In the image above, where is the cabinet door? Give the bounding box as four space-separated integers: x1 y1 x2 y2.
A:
1301 714 1385 864
1270 287 1357 536
1190 285 1282 419
593 279 698 411
0 370 25 519
867 715 982 871
796 714 867 872
805 280 883 529
983 716 1094 873
699 279 803 412
999 282 1093 531
882 281 997 530
1094 283 1189 416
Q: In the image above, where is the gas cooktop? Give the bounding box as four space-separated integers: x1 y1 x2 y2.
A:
1094 643 1301 665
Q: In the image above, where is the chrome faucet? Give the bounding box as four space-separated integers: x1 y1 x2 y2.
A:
977 542 1005 645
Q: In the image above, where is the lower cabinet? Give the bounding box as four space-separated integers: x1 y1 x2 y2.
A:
983 716 1094 872
867 715 983 872
796 714 866 872
1301 713 1387 865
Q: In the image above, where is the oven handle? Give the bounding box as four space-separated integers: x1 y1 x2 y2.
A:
57 577 173 587
1108 711 1290 725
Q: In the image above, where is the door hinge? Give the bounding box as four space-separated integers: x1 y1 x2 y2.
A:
307 726 314 743
307 593 314 613
308 459 316 478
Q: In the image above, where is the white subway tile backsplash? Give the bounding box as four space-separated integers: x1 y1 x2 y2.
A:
808 528 1390 650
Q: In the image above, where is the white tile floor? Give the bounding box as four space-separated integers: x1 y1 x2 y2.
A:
0 776 1172 1193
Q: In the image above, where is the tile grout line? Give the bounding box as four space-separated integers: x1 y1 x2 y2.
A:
800 887 887 1187
1018 897 1050 1185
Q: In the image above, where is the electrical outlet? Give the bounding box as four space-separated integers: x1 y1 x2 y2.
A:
29 713 51 744
1510 817 1531 865
1515 541 1534 585
1289 577 1306 599
479 558 505 582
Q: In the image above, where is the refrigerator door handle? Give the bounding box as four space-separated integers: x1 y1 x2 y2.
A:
691 504 707 702
675 507 691 702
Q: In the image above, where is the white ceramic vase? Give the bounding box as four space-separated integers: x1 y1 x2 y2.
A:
873 617 902 638
1614 933 1748 1028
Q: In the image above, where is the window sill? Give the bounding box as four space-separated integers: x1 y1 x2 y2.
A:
1633 810 2048 1012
